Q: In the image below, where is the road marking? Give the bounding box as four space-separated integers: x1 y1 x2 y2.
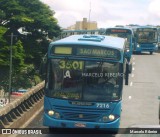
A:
133 62 136 65
133 57 135 60
132 67 135 71
131 74 134 77
129 96 132 99
130 82 133 86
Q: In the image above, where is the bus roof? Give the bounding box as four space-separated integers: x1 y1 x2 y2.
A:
50 35 125 50
133 25 158 29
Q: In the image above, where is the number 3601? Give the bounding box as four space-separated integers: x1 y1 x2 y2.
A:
59 60 84 70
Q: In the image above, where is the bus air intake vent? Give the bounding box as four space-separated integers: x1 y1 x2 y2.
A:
78 35 105 42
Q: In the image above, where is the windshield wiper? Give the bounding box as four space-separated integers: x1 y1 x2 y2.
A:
64 56 69 63
97 59 104 70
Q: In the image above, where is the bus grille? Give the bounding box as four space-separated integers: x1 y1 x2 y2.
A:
141 44 154 49
54 106 108 122
63 112 100 122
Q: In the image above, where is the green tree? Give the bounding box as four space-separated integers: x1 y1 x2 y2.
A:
12 40 25 72
0 0 61 68
0 9 5 25
0 26 8 66
0 0 61 38
0 26 26 91
0 26 25 70
0 0 61 91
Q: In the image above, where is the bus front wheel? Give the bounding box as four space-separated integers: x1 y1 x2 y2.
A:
150 51 153 55
159 102 160 124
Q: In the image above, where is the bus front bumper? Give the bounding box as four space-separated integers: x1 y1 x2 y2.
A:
135 46 158 52
43 113 120 129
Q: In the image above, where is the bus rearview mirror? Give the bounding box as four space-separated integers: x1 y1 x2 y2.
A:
125 63 129 85
39 54 47 77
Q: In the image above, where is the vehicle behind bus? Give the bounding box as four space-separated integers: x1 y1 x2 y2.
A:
42 35 130 133
59 29 105 39
133 26 158 54
105 27 133 62
158 27 160 48
105 27 134 74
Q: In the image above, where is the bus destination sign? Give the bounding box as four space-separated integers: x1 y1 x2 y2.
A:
111 29 127 33
76 47 120 60
138 28 157 32
106 29 131 33
53 46 121 60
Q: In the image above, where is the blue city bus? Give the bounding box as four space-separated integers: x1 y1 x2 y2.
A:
105 27 134 62
157 27 160 48
42 35 130 133
133 26 158 54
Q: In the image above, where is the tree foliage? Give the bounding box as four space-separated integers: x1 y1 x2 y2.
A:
0 0 61 91
0 0 61 38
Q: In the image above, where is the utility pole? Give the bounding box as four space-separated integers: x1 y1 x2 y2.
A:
88 1 91 30
8 33 17 103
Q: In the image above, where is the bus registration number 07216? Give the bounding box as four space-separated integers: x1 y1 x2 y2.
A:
96 103 110 109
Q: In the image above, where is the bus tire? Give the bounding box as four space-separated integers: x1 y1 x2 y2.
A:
159 102 160 124
137 51 141 55
129 64 132 74
150 51 153 55
125 75 129 85
125 64 129 85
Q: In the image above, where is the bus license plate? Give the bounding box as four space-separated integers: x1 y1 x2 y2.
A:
75 123 86 128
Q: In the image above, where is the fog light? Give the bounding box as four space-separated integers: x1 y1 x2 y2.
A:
48 110 54 116
127 49 130 52
109 115 115 120
55 112 60 118
102 116 108 122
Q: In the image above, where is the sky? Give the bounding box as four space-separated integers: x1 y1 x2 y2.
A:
40 0 160 28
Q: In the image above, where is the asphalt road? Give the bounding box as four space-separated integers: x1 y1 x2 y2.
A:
17 52 160 137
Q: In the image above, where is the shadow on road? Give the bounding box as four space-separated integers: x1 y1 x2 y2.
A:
133 52 155 55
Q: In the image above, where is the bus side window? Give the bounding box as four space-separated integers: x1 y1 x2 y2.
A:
125 39 129 50
132 37 135 43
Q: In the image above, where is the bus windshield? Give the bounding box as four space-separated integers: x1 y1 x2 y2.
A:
107 33 131 40
137 31 158 43
47 58 122 102
106 33 131 49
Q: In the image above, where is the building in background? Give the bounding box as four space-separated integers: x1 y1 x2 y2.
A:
67 18 98 30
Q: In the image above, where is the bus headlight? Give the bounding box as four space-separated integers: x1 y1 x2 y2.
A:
100 114 117 122
48 110 54 116
155 44 158 48
125 49 130 52
47 110 60 119
108 114 115 121
137 44 140 48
